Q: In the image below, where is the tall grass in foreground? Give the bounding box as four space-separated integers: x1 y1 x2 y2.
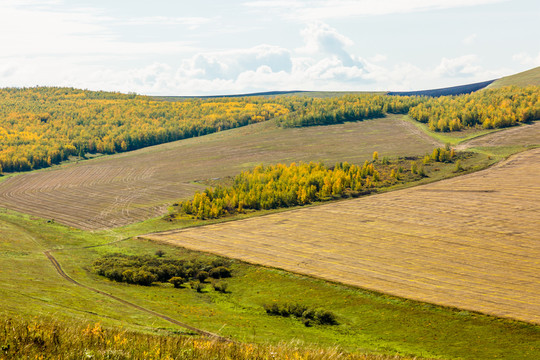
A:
0 317 417 360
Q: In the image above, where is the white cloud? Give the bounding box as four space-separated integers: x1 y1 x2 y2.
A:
119 16 213 30
178 45 293 80
0 2 196 58
0 1 525 95
434 55 482 78
244 0 507 20
512 52 540 67
463 33 477 45
369 54 387 63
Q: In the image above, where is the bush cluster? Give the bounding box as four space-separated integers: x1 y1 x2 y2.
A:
422 146 456 165
263 302 338 326
92 253 231 287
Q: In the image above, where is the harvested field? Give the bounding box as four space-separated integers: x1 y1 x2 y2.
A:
144 148 540 324
461 121 540 148
0 116 436 230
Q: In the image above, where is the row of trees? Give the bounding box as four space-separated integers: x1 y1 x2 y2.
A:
276 94 422 127
174 158 424 220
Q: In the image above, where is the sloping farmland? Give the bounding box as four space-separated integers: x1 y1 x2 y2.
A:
144 148 540 324
0 116 436 230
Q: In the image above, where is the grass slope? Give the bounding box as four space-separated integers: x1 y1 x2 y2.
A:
487 66 540 88
1 208 539 359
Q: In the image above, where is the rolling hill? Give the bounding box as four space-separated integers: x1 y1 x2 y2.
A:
488 66 540 88
1 66 540 359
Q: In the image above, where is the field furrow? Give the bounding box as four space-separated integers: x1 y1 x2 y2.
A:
144 148 540 324
0 117 437 230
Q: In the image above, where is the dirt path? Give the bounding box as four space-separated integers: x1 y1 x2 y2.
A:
395 118 444 148
43 249 229 341
144 148 540 324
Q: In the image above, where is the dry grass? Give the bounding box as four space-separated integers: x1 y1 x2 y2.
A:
144 148 540 324
1 316 408 360
0 116 435 230
487 66 540 88
460 121 540 148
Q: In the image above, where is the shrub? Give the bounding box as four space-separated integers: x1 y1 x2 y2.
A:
213 282 228 293
169 277 185 288
315 310 339 325
197 271 209 283
155 250 165 257
263 302 338 326
132 270 157 286
194 282 204 293
210 266 232 279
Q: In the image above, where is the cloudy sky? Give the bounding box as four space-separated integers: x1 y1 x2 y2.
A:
0 0 538 95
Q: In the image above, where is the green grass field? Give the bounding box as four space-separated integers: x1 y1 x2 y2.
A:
1 196 539 359
487 66 540 88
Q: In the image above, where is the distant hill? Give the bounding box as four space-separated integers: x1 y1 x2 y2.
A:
387 79 495 97
153 90 383 101
487 66 540 89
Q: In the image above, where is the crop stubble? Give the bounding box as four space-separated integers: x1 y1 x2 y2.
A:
0 116 435 230
145 148 540 324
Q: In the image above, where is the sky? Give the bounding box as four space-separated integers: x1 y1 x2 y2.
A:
0 0 538 95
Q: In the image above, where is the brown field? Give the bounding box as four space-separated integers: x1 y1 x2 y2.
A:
0 116 437 230
144 148 540 324
460 120 540 148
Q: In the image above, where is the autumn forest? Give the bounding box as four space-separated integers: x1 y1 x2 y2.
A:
0 86 538 173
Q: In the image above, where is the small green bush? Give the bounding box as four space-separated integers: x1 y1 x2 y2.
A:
213 282 228 293
197 271 209 283
169 277 185 288
263 302 338 326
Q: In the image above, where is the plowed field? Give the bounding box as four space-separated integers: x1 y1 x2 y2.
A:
144 148 540 324
0 116 436 230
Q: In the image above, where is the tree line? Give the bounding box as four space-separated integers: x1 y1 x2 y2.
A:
1 85 537 174
277 86 540 131
276 94 422 127
408 85 540 131
0 87 289 172
172 156 430 220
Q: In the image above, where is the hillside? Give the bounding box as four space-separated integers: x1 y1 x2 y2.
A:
388 79 495 97
1 68 540 359
488 66 540 88
145 148 540 324
0 115 438 230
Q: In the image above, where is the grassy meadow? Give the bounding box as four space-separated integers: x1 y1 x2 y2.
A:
1 197 539 359
1 82 539 359
487 66 540 89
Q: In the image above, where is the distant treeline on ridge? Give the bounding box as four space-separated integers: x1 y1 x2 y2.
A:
0 85 538 173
